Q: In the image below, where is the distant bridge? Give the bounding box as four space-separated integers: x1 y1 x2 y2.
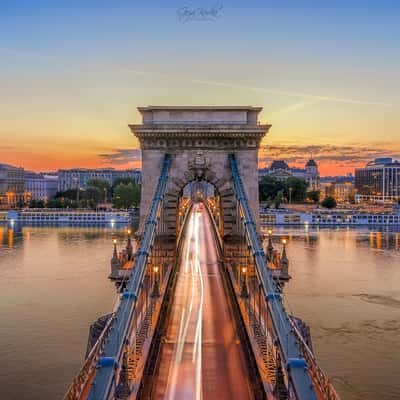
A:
65 106 339 400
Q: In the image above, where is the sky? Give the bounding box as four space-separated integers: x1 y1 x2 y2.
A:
1 0 400 176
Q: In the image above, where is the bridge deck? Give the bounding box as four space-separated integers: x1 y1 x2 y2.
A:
151 204 253 400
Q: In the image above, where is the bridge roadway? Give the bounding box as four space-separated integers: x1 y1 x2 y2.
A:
151 203 253 400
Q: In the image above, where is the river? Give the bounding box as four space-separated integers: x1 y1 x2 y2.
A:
0 224 399 399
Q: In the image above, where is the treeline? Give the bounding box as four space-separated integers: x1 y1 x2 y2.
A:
259 176 336 208
28 178 141 209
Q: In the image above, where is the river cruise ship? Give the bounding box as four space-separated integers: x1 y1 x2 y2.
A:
7 209 131 225
260 206 400 226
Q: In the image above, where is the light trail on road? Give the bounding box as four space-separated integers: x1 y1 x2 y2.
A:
152 203 252 400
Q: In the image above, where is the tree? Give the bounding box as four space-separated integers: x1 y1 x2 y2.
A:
259 176 285 202
29 199 45 208
113 183 141 209
112 177 137 190
285 177 308 203
306 190 320 203
274 190 284 209
47 198 63 208
56 189 83 201
16 199 26 208
321 196 337 209
82 186 103 209
86 179 111 202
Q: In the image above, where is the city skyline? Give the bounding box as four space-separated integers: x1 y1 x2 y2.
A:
1 1 400 175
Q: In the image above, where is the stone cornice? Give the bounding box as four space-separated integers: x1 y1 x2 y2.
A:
129 123 270 150
129 123 270 132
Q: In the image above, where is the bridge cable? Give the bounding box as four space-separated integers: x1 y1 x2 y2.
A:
228 153 318 400
87 154 171 400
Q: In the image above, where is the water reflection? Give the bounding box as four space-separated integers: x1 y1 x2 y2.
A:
268 226 400 400
0 225 399 400
0 225 128 400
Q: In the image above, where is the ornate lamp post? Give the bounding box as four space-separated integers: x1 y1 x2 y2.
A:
151 266 160 297
240 266 249 298
126 228 133 260
279 239 290 281
110 239 120 279
266 229 274 262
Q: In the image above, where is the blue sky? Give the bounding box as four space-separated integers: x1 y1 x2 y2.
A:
1 0 399 174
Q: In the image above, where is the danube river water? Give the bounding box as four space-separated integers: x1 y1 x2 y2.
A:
0 224 399 399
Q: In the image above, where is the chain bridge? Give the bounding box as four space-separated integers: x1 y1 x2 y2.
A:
64 106 339 400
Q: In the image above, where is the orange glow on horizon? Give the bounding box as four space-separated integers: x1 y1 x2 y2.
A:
2 147 363 176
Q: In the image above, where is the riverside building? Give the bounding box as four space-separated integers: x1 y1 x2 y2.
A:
355 158 400 203
58 168 141 191
260 159 320 190
0 164 25 208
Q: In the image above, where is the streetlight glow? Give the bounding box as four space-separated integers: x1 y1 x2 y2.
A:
282 239 287 245
113 239 117 244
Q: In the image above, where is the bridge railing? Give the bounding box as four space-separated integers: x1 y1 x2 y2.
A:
288 316 340 399
63 309 115 400
81 154 172 400
229 153 334 400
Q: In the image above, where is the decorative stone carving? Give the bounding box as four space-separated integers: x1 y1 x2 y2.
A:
129 106 271 238
188 151 210 180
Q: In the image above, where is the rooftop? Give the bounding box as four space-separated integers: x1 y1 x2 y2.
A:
137 105 263 112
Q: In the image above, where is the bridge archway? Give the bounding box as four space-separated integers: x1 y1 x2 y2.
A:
129 106 271 239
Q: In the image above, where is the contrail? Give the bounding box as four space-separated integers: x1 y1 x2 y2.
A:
119 66 399 108
191 78 400 108
3 47 396 109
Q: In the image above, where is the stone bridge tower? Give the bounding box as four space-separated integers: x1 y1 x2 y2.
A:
129 106 270 239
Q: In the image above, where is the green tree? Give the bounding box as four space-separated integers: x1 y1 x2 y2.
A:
306 190 320 203
86 179 111 202
274 190 284 209
16 199 26 208
259 176 285 202
47 198 63 208
82 186 103 209
55 189 83 201
29 199 45 208
321 196 337 209
112 177 137 190
113 183 141 209
285 177 308 203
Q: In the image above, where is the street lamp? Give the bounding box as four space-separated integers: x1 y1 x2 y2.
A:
240 266 249 298
151 265 160 297
266 229 274 261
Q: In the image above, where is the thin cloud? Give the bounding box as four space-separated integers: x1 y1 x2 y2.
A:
259 144 400 166
114 65 400 108
99 149 141 165
191 78 400 108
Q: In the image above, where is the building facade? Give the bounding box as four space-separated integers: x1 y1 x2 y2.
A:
260 159 320 190
355 158 400 203
25 172 59 201
58 168 141 192
0 164 25 208
324 179 355 203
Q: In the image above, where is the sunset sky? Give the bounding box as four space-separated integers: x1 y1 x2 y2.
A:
1 0 400 176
